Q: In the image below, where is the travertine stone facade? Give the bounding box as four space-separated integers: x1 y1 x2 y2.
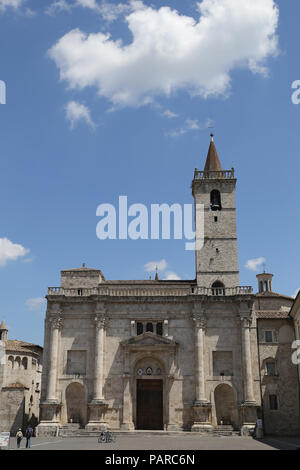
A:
37 137 300 436
0 322 43 434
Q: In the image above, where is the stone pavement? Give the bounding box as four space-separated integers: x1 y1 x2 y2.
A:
7 434 300 451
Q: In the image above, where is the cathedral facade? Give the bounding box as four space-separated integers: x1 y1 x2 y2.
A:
37 137 300 436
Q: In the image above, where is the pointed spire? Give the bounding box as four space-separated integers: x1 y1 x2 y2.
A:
155 266 159 281
204 134 223 172
0 320 8 341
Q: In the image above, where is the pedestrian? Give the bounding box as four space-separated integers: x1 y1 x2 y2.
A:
25 425 33 449
16 428 23 449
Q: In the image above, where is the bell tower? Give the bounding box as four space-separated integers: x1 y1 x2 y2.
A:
192 135 239 289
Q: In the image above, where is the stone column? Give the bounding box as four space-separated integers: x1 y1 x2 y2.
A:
241 316 255 403
121 350 134 430
87 313 108 429
163 319 169 337
46 315 63 402
191 312 212 431
167 349 178 430
194 314 207 403
130 320 135 337
37 315 62 434
240 315 257 435
94 314 106 401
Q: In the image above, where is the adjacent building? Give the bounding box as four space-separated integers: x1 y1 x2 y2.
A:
0 320 43 434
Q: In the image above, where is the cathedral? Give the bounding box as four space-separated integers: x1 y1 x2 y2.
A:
37 136 300 436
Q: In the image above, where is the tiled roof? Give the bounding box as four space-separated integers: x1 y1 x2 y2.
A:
3 381 28 389
256 311 291 319
105 280 195 285
255 291 294 300
5 339 42 354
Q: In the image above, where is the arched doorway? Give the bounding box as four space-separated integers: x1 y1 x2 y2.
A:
65 382 87 427
214 384 238 428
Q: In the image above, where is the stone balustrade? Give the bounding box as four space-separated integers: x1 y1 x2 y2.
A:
193 169 235 180
48 285 252 297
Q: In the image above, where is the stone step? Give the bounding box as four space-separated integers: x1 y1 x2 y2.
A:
58 428 241 438
214 425 234 431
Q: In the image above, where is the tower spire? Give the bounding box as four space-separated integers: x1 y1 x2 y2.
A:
0 319 8 341
204 134 223 172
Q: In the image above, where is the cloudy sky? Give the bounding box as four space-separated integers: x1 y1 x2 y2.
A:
0 0 299 345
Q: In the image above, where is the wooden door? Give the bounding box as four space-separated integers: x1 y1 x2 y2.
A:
136 379 163 430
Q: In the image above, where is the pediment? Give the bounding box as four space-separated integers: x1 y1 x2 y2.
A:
121 331 177 348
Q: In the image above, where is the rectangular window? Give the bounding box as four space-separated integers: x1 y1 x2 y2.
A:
269 394 278 410
265 331 273 343
266 362 276 376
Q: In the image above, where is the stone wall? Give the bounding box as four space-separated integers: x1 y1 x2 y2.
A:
257 319 300 435
0 388 25 434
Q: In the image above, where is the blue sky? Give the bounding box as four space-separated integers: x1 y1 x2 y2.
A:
0 0 299 346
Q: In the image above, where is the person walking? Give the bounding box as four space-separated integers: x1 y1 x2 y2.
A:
25 425 33 449
16 429 23 449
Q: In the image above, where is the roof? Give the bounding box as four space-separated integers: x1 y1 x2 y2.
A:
104 280 195 285
61 267 101 273
5 339 43 354
204 135 223 172
2 381 28 389
256 311 291 319
255 291 294 300
0 320 7 330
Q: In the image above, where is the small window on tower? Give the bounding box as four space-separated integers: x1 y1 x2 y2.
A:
212 281 225 295
214 216 218 222
210 190 222 211
259 281 264 293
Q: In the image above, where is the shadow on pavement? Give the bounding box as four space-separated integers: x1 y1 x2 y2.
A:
254 436 300 450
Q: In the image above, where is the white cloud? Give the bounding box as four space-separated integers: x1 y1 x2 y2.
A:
163 109 179 119
49 0 279 108
163 271 181 280
46 0 136 20
0 238 29 267
25 297 46 313
81 0 133 21
64 100 95 129
144 259 167 272
46 0 72 16
167 117 211 137
0 0 24 12
245 257 266 272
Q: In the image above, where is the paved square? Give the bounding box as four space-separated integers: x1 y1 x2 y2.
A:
7 435 300 451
